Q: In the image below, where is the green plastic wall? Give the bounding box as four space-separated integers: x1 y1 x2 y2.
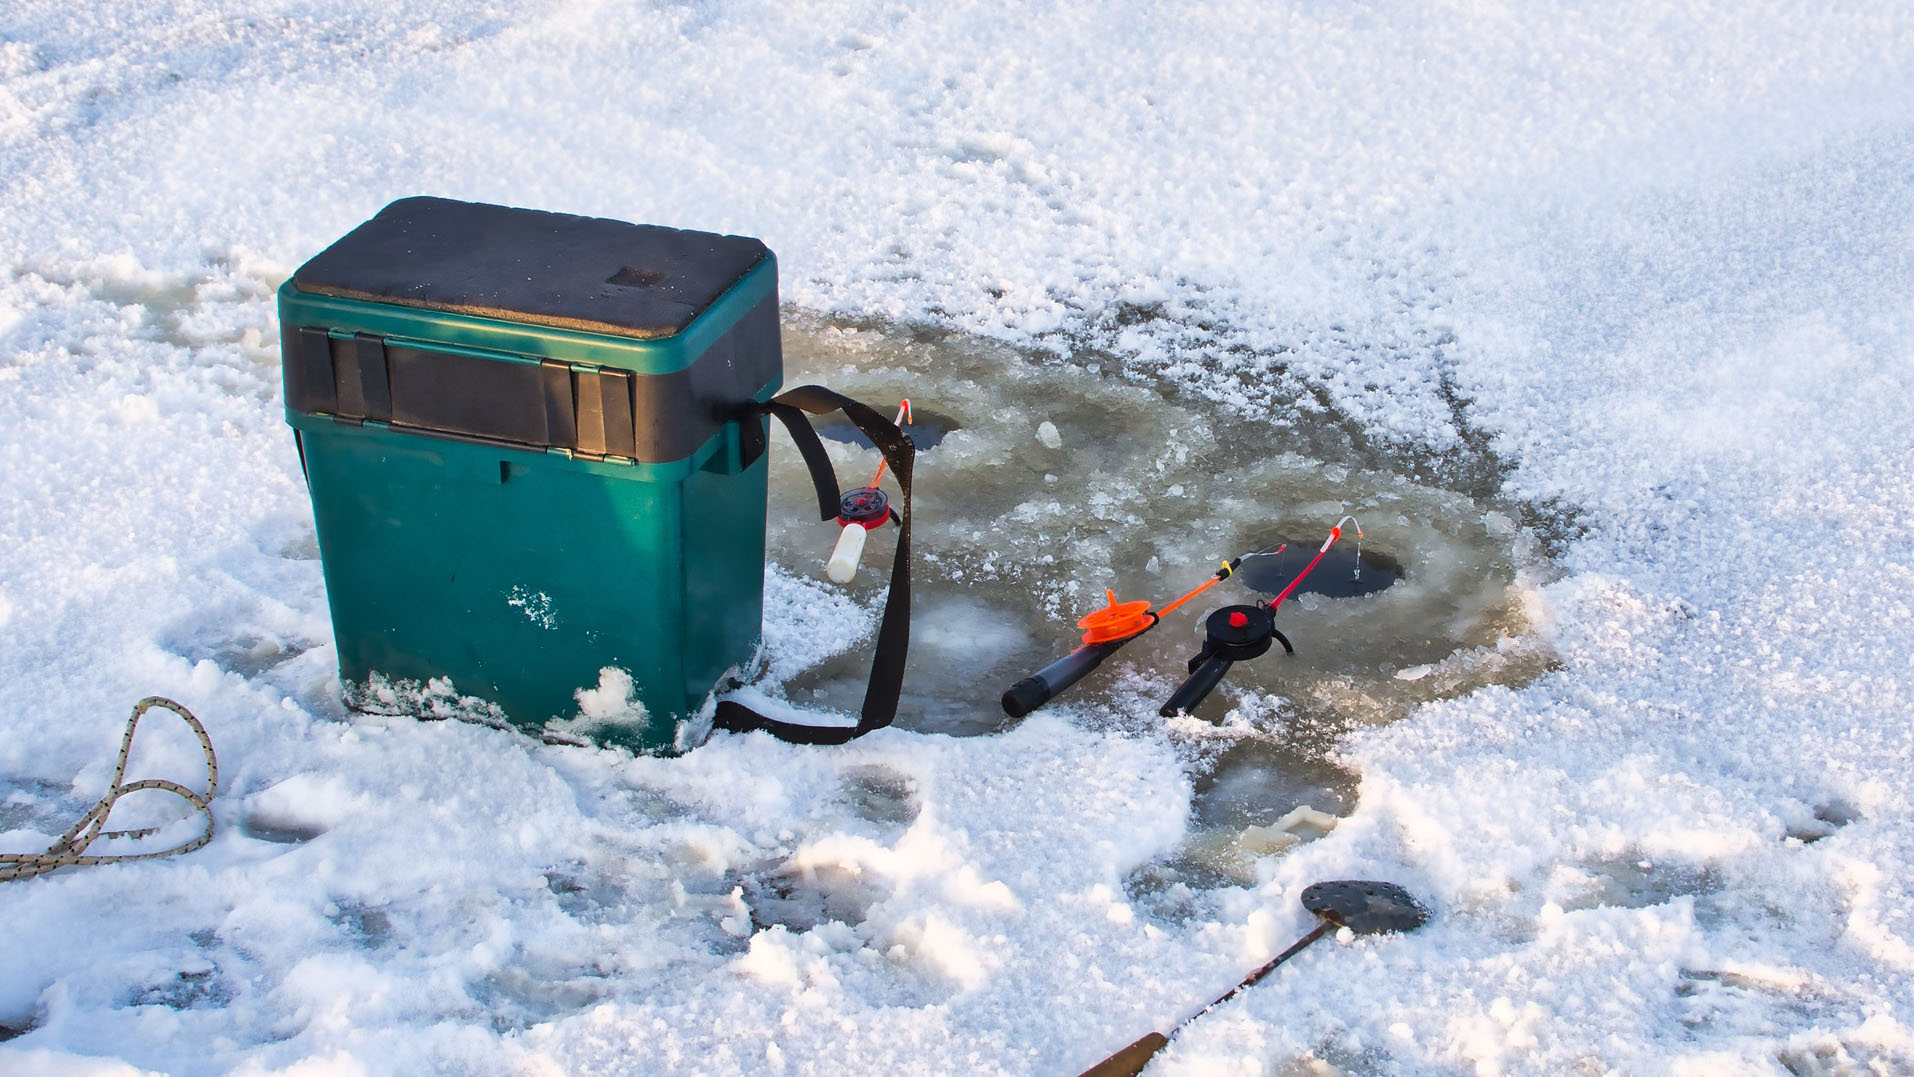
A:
290 413 771 752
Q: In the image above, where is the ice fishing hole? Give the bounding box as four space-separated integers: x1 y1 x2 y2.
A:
1127 738 1358 904
814 405 961 450
766 314 1554 883
771 314 1550 733
1233 541 1401 600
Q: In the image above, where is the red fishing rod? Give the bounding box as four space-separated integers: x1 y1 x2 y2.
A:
826 399 911 583
1158 516 1361 717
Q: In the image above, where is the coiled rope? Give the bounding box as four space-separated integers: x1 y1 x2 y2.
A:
0 697 217 882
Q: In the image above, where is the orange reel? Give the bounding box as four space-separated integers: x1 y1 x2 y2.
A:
1077 589 1156 644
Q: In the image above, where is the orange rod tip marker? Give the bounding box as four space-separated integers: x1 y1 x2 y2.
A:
867 399 912 489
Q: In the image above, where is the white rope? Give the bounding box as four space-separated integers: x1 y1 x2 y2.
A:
0 697 217 882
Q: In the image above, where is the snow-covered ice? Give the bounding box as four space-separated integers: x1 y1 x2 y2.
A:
3 1 1913 1073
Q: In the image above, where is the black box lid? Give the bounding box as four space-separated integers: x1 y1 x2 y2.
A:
290 197 770 341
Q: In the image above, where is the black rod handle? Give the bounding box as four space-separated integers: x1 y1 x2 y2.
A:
1002 637 1132 717
1159 655 1234 717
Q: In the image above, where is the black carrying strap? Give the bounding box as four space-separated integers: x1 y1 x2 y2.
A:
714 385 914 745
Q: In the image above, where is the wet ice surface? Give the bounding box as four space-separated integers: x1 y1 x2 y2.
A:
767 315 1554 891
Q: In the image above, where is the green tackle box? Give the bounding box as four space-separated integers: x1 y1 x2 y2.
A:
279 196 781 752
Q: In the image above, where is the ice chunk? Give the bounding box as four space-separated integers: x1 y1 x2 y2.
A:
545 667 651 740
1235 824 1302 857
1237 804 1340 856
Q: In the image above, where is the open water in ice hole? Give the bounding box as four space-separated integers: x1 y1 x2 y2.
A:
771 314 1553 895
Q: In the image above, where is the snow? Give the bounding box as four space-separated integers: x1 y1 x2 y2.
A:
4 1 1914 1073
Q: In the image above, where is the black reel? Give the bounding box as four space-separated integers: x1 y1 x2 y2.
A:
1159 604 1293 717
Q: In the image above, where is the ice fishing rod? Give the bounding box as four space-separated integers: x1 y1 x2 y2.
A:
1077 879 1429 1077
1001 542 1287 718
1159 516 1361 717
1000 518 1362 719
826 399 911 584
